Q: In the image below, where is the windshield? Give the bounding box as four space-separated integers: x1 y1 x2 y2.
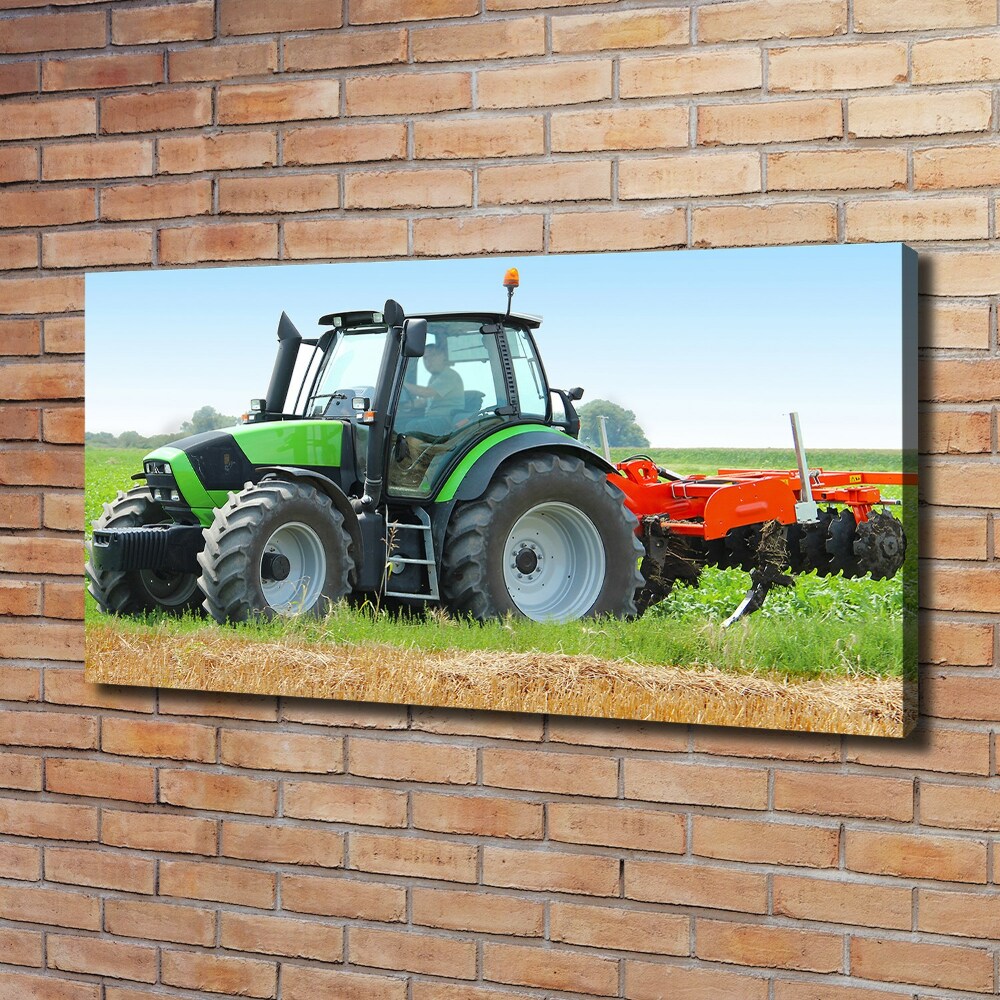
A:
306 330 388 418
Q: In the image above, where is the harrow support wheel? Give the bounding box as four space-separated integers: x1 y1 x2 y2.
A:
853 510 906 580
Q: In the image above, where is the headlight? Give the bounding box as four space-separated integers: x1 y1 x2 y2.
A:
144 461 172 476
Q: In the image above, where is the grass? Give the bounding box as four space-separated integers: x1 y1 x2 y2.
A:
86 444 909 707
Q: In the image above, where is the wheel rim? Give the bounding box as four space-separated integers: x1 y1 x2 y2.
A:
503 501 606 621
138 570 199 607
260 521 327 616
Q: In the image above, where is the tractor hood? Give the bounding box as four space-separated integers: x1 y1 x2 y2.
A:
142 420 347 525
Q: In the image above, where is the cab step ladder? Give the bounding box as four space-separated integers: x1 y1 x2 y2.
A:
383 508 440 601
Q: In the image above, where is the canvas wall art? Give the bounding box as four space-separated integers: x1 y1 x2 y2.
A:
85 244 917 736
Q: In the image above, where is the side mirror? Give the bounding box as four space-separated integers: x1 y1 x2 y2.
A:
401 318 427 358
568 386 584 401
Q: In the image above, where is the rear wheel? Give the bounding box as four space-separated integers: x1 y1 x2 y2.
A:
197 480 354 623
85 487 203 615
441 453 644 622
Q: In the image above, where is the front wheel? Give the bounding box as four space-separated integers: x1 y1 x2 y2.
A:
197 480 354 623
85 487 203 615
441 453 644 622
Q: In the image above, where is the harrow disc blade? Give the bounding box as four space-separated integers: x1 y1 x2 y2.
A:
853 510 906 580
826 508 863 578
798 507 835 576
724 524 760 572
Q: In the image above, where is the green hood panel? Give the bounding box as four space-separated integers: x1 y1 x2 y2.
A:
229 420 344 467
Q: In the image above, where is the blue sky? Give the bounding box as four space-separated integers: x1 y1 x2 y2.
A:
87 244 909 448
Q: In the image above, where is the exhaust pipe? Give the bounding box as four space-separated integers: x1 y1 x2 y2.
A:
264 312 302 415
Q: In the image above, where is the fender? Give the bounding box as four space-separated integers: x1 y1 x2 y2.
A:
448 430 615 503
255 465 364 577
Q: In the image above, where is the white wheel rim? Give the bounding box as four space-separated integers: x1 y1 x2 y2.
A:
503 501 606 621
260 521 327 616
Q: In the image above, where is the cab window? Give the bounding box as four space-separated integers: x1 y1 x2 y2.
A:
506 326 548 419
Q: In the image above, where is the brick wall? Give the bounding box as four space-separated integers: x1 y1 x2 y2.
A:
0 0 998 996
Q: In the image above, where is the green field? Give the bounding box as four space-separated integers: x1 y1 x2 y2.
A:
85 446 909 680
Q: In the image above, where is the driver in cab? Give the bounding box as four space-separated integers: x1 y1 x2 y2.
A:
401 341 464 436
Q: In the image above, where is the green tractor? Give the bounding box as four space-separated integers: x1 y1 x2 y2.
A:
86 271 643 624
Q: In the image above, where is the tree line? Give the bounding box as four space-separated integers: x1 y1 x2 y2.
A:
86 406 237 449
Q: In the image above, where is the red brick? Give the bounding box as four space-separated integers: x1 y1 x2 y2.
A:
0 927 41 968
160 222 279 264
158 131 277 174
921 619 993 666
846 829 987 883
773 874 912 930
922 781 1000 831
0 186 94 226
697 918 842 973
42 140 151 182
220 0 343 35
0 234 38 270
157 689 277 720
699 0 847 41
160 858 276 907
482 746 618 796
351 926 476 979
0 752 42 791
46 757 154 803
45 316 83 356
282 873 405 922
159 768 278 816
222 819 345 867
846 195 988 242
0 147 37 184
847 724 990 775
44 666 154 712
0 403 38 437
221 728 343 772
105 898 215 947
919 888 1000 939
921 412 991 455
0 708 95 749
0 621 81 660
412 17 544 61
694 815 840 868
483 845 618 895
774 770 913 820
626 962 769 1000
551 901 689 955
42 406 83 443
0 448 83 488
101 88 213 134
346 71 471 116
0 884 99 930
700 98 842 145
412 887 544 937
349 736 476 783
352 832 478 882
851 936 992 993
694 202 837 247
622 48 761 97
284 779 408 826
218 79 341 125
283 217 408 259
101 717 216 761
552 106 688 153
0 60 38 96
282 965 405 1000
43 53 163 92
915 143 1000 190
0 276 83 314
769 41 907 91
412 791 542 839
849 90 992 138
411 708 544 741
345 168 472 209
0 10 106 54
627 858 768 913
414 116 543 159
161 951 277 999
855 0 994 32
478 60 611 109
768 148 906 192
221 912 343 962
285 122 406 165
0 972 97 1000
44 846 155 894
625 759 767 808
483 942 618 995
622 151 761 200
285 30 405 71
0 665 39 701
553 8 688 52
0 492 41 528
924 250 1000 296
101 808 217 855
170 41 278 82
42 229 152 269
921 507 989 559
112 1 214 44
551 207 686 253
414 214 544 256
219 173 340 215
100 179 212 221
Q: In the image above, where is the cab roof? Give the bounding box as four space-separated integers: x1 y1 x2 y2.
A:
318 309 541 330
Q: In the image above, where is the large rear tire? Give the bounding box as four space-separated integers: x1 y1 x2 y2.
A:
197 480 354 623
441 453 644 622
85 487 203 615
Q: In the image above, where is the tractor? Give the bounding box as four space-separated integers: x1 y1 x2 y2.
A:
86 269 911 627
